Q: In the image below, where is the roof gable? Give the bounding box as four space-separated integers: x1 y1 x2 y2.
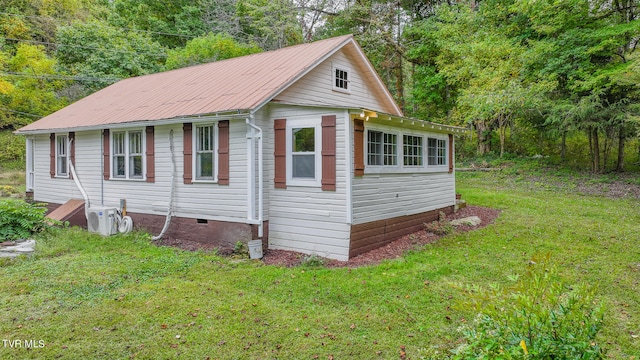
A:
17 35 401 133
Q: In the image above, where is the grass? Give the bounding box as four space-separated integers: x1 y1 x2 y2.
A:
1 169 639 358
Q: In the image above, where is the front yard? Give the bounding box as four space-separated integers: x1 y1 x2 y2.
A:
0 169 639 358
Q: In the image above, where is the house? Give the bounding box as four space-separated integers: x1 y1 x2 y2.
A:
15 34 465 261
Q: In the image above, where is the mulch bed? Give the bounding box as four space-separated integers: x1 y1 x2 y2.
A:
157 205 500 268
262 205 500 268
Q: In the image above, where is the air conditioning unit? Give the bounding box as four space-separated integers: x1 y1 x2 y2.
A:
86 207 117 236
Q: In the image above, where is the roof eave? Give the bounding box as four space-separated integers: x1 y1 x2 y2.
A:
349 109 468 135
13 109 253 135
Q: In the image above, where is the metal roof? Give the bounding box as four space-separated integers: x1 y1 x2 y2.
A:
17 34 399 134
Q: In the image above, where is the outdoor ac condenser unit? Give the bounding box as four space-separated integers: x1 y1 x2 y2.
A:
86 207 117 236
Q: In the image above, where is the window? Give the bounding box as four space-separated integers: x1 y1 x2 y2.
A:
195 124 216 180
367 130 397 166
55 134 69 177
286 120 321 186
332 64 350 93
292 127 315 178
112 130 144 179
403 135 423 166
428 138 447 166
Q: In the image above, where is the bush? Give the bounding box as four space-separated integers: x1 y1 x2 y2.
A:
0 199 49 240
452 254 605 359
424 211 454 236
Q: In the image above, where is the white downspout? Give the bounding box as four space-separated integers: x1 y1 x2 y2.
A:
246 116 264 238
68 138 90 218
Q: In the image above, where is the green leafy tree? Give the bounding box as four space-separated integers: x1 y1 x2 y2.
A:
236 0 303 50
0 44 67 130
55 21 166 93
165 33 261 70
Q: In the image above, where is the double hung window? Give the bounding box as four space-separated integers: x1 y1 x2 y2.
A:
55 134 69 177
195 124 216 181
112 130 144 179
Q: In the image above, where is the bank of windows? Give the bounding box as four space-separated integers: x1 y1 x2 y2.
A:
112 130 144 179
367 130 447 169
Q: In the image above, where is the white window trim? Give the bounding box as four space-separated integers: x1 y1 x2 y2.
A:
110 129 146 181
286 118 322 187
363 123 449 174
55 134 69 178
332 63 351 94
192 122 219 183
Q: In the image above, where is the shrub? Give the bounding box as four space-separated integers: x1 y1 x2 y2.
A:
424 211 454 236
452 254 605 359
300 254 325 267
0 199 49 240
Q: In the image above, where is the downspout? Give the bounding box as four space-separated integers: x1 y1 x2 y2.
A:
246 116 264 238
152 129 176 241
68 138 90 218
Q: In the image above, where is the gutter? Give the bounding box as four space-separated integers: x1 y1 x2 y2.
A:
13 110 253 135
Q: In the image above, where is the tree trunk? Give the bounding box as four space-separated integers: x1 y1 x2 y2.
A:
592 128 601 173
499 117 506 158
476 120 491 155
616 129 625 172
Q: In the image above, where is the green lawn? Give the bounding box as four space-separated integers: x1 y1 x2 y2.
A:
1 171 639 358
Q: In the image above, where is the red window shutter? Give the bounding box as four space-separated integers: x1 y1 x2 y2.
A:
218 120 230 185
321 115 336 191
353 119 365 177
183 123 193 184
146 126 155 183
103 129 110 180
274 119 287 189
69 132 75 179
49 133 55 178
448 134 454 174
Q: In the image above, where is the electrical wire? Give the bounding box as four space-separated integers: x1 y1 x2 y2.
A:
1 37 168 59
0 71 120 83
0 106 42 118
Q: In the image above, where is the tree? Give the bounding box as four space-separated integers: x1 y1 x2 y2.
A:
0 44 67 130
55 21 166 93
165 33 261 70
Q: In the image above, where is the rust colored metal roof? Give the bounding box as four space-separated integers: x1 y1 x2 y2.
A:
18 35 366 133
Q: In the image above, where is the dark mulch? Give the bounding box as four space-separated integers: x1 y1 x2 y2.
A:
261 205 500 268
154 205 500 268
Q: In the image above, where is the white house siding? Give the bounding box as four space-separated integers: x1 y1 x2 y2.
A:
32 121 249 223
32 133 79 204
351 172 455 225
262 105 350 261
274 48 394 114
